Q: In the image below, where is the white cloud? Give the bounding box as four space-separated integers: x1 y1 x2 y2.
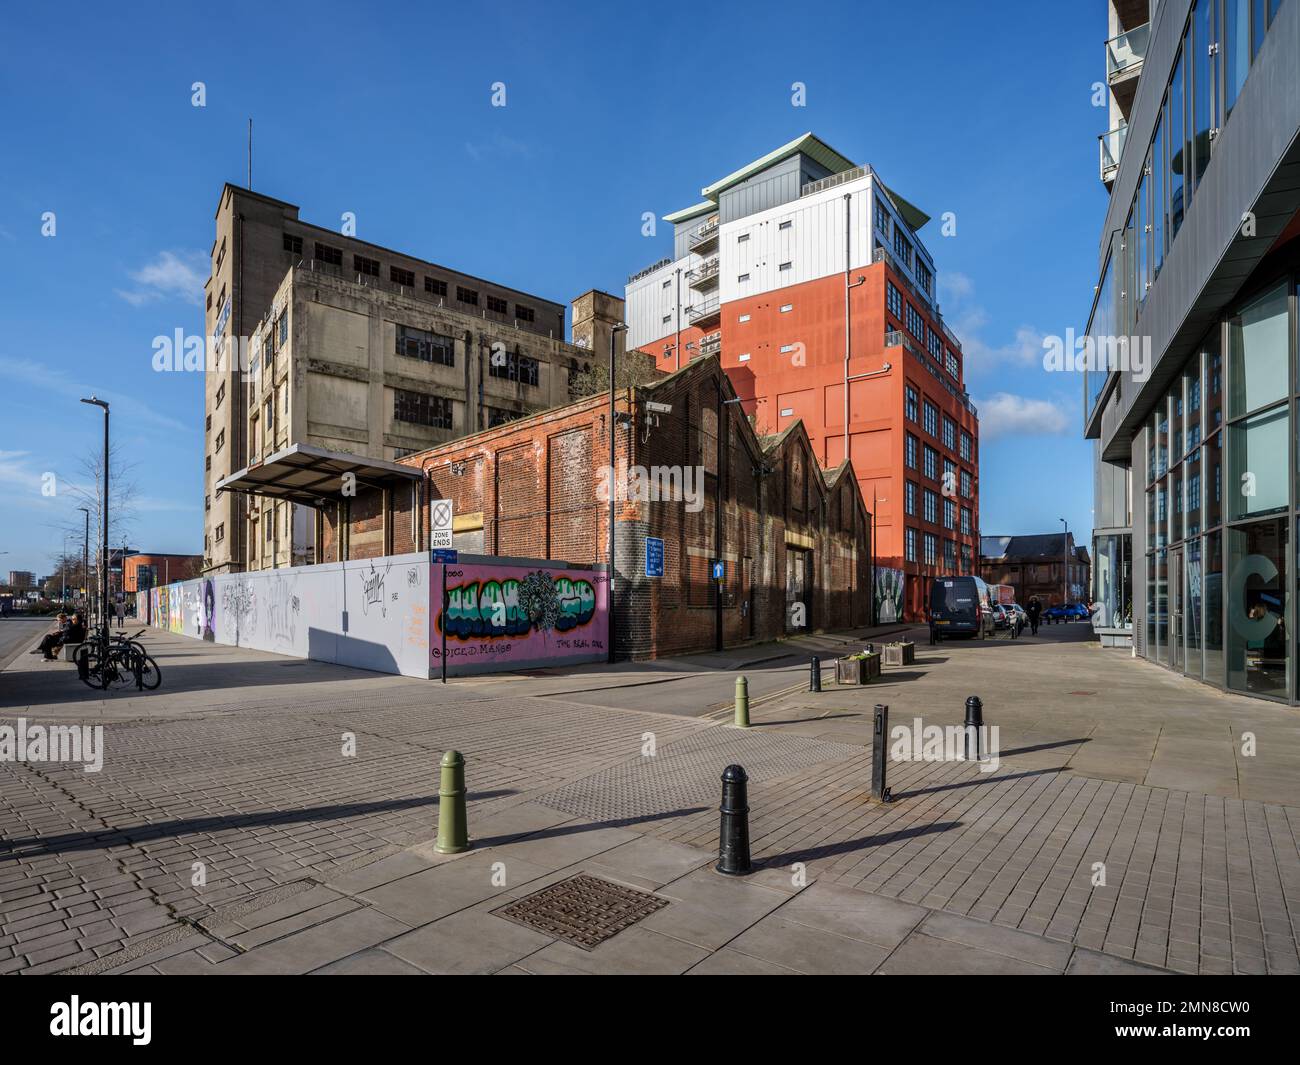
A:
116 250 207 306
0 356 192 436
0 449 46 493
938 271 1044 374
975 392 1069 438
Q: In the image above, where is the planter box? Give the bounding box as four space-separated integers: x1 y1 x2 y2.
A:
882 641 915 667
836 653 881 685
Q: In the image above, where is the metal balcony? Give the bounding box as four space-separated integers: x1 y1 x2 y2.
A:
698 330 721 357
688 216 720 254
1099 124 1127 186
686 297 720 329
687 256 720 291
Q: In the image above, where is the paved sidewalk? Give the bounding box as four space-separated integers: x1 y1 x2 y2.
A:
2 621 1298 975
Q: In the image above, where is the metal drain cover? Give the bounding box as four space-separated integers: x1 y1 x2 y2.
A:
492 874 667 950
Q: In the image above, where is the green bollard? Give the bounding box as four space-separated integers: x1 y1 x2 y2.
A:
734 675 750 728
435 749 469 854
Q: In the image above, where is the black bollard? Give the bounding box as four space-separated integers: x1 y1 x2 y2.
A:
871 703 892 802
964 695 984 760
810 655 821 692
716 764 752 876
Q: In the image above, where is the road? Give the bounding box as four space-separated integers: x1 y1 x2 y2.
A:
0 616 50 671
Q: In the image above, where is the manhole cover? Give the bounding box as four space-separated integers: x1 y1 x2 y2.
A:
492 874 667 950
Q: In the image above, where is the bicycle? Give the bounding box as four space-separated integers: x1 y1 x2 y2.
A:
75 627 162 691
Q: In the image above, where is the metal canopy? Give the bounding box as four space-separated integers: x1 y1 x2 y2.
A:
215 443 422 508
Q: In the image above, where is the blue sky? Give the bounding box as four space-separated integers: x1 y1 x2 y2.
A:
0 0 1106 577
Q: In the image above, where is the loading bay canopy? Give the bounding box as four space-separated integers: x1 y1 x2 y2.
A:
215 443 423 509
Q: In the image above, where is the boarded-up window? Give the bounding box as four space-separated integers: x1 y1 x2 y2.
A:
548 428 595 563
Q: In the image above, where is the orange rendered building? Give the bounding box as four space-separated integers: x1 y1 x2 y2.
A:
625 134 980 621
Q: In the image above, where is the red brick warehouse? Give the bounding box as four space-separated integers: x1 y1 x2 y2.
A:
624 133 981 620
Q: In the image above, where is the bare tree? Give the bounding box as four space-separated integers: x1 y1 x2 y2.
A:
567 348 662 400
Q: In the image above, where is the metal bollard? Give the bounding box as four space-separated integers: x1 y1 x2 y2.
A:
734 675 750 728
434 750 469 854
810 656 821 693
964 695 984 761
716 764 752 876
871 703 892 802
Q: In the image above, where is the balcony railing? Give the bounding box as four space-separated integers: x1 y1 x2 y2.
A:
1098 124 1127 184
686 297 720 325
887 330 978 417
688 216 720 252
687 256 720 289
699 330 721 357
1106 22 1149 80
801 165 870 198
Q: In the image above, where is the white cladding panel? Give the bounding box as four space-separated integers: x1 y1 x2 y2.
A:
625 253 697 349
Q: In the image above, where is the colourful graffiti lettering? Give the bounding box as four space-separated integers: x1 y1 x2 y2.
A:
440 573 596 640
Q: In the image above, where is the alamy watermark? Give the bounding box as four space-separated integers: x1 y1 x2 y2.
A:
597 463 705 513
0 718 103 773
890 717 1000 773
1042 328 1152 382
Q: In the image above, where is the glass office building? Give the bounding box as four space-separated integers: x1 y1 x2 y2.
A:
1085 0 1300 702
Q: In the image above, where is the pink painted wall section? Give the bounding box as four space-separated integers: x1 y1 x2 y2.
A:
430 563 609 676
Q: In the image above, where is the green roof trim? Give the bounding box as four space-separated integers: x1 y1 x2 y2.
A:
876 178 931 232
699 132 856 201
662 201 715 225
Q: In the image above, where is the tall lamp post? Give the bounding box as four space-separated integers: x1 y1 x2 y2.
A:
81 396 110 638
1059 517 1069 606
607 322 628 664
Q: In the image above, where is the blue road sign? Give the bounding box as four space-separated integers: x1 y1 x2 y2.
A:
712 560 725 580
432 549 458 564
645 537 664 578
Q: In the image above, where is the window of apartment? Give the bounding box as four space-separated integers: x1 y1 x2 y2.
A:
262 334 274 368
905 480 917 516
778 220 792 231
738 273 750 282
923 444 938 480
662 279 672 289
905 433 918 470
923 488 938 524
283 233 303 255
780 304 793 313
215 430 225 453
206 291 212 310
905 384 918 422
944 538 957 570
489 350 540 387
277 312 288 348
960 430 972 462
515 304 535 323
945 348 960 379
265 515 273 542
906 304 924 341
456 286 478 306
355 254 379 277
960 468 973 497
961 543 973 571
205 414 211 431
924 532 938 565
927 327 942 359
215 524 224 543
425 277 447 297
662 314 672 324
205 495 210 512
315 242 342 266
391 266 415 287
961 506 972 535
916 260 933 296
943 498 956 530
737 233 750 243
923 400 938 437
393 388 453 428
893 229 913 268
778 261 792 272
396 324 455 366
943 457 956 486
486 406 521 428
487 295 508 314
874 197 891 239
264 396 274 431
205 454 211 471
886 282 903 319
738 314 751 323
905 527 917 562
943 415 957 451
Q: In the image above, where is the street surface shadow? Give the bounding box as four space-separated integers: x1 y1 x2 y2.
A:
764 820 961 866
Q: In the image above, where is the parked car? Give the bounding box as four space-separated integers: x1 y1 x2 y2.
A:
1042 602 1090 622
1007 603 1029 635
929 575 996 643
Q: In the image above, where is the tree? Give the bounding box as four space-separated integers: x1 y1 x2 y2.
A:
567 348 661 400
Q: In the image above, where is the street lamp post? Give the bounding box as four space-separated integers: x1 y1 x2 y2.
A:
81 396 110 640
77 506 90 620
607 322 628 664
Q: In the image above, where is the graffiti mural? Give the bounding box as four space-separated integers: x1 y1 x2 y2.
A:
874 567 906 624
202 579 216 641
432 563 608 675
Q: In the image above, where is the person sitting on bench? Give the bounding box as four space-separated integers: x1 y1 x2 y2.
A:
33 614 70 660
